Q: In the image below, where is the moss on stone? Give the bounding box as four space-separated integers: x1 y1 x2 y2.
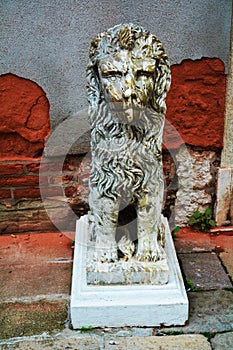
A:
0 299 68 339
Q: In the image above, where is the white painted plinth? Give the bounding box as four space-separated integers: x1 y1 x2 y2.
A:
71 215 189 328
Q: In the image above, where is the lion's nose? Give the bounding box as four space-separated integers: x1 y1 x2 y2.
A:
122 87 137 100
123 88 132 98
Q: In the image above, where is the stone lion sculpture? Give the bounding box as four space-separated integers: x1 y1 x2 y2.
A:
86 23 171 264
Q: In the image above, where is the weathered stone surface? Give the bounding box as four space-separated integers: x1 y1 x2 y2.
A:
174 229 215 254
0 232 72 263
210 331 233 350
0 263 72 299
0 300 68 339
220 248 233 281
178 252 232 290
104 334 211 350
86 24 170 266
0 205 58 234
216 168 233 226
0 198 78 234
174 228 233 254
165 58 226 150
160 290 233 333
174 145 218 226
0 74 50 159
0 233 73 298
221 16 233 168
0 337 100 350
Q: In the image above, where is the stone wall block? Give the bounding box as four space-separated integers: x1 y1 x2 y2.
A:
174 146 218 225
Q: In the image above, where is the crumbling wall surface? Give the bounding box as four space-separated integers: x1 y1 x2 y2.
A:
164 58 226 226
0 56 227 233
0 74 54 233
165 58 226 149
173 146 220 226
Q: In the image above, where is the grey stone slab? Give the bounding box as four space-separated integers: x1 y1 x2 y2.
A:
210 331 233 350
0 337 100 350
178 252 232 290
220 249 233 281
0 262 72 300
0 300 68 339
159 290 233 334
104 334 211 350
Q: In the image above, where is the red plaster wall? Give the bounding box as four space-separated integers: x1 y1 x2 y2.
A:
164 58 226 149
0 74 54 233
0 74 50 159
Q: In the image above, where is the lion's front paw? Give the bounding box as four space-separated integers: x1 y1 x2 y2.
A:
136 240 151 262
94 245 118 263
117 235 135 260
136 239 166 262
150 244 166 262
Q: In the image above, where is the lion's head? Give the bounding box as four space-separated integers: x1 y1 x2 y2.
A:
87 23 171 125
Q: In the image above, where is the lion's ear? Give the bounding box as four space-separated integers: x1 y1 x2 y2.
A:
153 58 171 114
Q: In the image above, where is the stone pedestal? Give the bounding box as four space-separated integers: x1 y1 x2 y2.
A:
71 215 188 328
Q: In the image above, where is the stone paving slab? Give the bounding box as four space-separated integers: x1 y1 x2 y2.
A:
174 230 215 253
0 334 212 350
0 337 100 350
0 233 73 264
178 252 232 290
210 331 233 350
174 228 233 254
0 299 68 339
0 262 72 299
159 290 233 334
104 334 211 349
220 248 233 281
0 232 73 300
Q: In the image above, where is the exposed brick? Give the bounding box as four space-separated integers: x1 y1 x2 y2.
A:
49 174 74 185
64 186 76 198
0 189 11 199
40 186 63 197
62 174 74 183
13 188 41 199
26 162 40 173
49 175 63 185
0 163 24 176
63 156 82 171
40 161 64 173
0 175 40 187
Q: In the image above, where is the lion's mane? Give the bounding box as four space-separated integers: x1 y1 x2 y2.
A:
87 23 171 204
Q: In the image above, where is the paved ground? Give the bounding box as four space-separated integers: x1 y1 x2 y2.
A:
0 227 232 349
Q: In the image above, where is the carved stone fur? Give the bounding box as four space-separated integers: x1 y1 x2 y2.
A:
86 23 171 263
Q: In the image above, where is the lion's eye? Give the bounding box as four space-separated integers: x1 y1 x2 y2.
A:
137 70 154 78
102 71 122 79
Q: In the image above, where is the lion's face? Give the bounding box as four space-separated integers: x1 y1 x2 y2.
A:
98 50 156 122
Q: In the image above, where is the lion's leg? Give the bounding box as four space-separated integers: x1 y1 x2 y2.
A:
136 192 166 262
89 188 119 262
